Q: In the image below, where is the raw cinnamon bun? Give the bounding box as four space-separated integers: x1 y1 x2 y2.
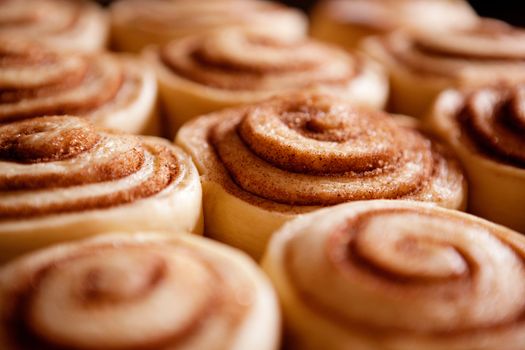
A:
362 19 525 117
176 92 466 259
311 0 477 50
110 0 307 53
263 199 525 350
0 38 159 135
0 116 202 262
428 83 525 232
0 233 279 350
146 28 388 137
0 0 108 52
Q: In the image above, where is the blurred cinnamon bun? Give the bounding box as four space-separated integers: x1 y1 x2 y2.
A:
146 28 388 137
363 19 525 117
428 83 525 232
263 199 525 350
0 0 108 52
311 0 478 50
0 38 159 135
110 0 307 53
0 233 279 350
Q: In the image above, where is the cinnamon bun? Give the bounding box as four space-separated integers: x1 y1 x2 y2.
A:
146 28 388 137
428 83 525 232
0 232 279 350
0 38 159 135
263 199 525 350
176 92 466 259
0 0 108 52
362 19 525 117
311 0 478 50
0 116 202 262
110 0 307 53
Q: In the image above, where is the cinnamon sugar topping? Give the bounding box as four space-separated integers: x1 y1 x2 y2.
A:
160 29 356 91
457 84 525 167
194 93 465 208
283 204 525 342
0 238 254 350
0 38 142 124
0 116 183 219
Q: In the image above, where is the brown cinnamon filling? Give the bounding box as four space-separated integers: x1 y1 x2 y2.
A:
413 42 525 62
413 19 524 60
236 101 398 174
208 94 450 206
0 116 182 219
4 246 187 350
1 242 250 350
0 63 123 122
0 144 179 220
285 207 525 337
0 0 82 34
0 67 87 104
0 148 145 192
119 0 296 31
160 31 354 91
331 209 473 284
384 20 525 77
0 41 137 123
458 85 525 167
0 117 100 164
0 45 58 71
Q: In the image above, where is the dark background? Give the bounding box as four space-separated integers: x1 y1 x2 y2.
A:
279 1 525 27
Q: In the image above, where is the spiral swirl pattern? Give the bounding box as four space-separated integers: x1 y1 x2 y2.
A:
0 38 156 133
264 200 525 349
179 93 465 211
110 0 306 52
315 0 477 34
0 233 279 350
382 19 525 82
159 28 363 93
429 83 525 233
0 0 107 52
450 84 525 168
0 116 188 219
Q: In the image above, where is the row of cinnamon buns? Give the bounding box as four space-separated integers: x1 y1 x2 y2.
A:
0 1 524 349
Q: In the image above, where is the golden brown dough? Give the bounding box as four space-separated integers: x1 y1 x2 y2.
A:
146 28 388 137
428 83 525 232
110 0 307 53
0 232 280 350
0 38 159 135
263 199 525 350
0 116 202 262
176 92 466 259
363 19 525 117
0 0 108 52
311 0 478 49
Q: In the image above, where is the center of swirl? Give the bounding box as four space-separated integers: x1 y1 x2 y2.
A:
350 212 468 280
77 254 166 304
0 116 99 163
195 30 321 73
236 98 398 174
305 112 346 134
24 246 217 349
207 93 456 206
459 85 525 167
284 208 525 332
